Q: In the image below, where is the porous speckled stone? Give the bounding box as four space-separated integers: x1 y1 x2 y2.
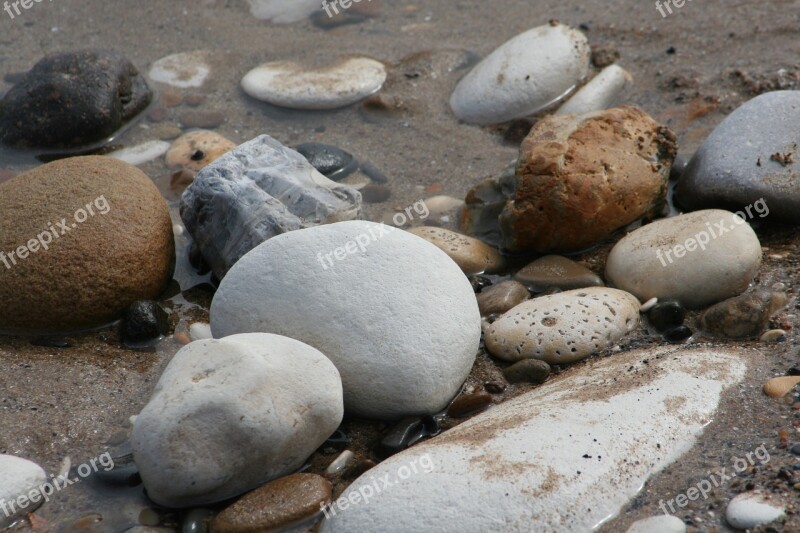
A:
407 227 504 276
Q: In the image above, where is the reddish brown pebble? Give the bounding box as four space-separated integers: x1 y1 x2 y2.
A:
484 381 507 394
342 458 376 480
447 392 492 418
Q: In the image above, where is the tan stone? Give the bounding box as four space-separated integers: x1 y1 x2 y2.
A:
165 130 235 172
408 227 504 275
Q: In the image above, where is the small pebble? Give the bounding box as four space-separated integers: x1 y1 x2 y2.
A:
514 255 603 292
408 227 504 275
647 300 685 333
121 301 169 346
639 297 658 313
701 291 787 339
725 491 785 530
447 392 492 418
469 275 493 293
166 131 236 172
379 417 432 457
626 515 686 533
790 444 800 456
189 322 213 342
760 329 787 343
502 359 551 385
295 143 357 181
149 52 210 89
161 92 183 107
325 450 354 476
108 140 171 166
763 376 800 398
425 195 465 222
182 509 215 533
360 160 390 183
484 381 507 394
359 183 392 204
476 280 530 316
663 325 692 343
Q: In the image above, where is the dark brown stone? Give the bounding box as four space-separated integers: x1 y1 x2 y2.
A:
700 290 787 339
447 392 492 418
514 255 603 292
476 280 529 316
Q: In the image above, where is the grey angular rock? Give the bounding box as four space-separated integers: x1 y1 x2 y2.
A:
181 135 362 278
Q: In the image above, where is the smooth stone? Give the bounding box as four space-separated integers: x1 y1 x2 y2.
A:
295 143 357 181
241 57 387 110
700 290 787 339
725 492 786 530
179 111 225 129
605 210 762 309
148 52 210 89
485 287 640 364
502 359 551 384
0 50 152 148
359 183 391 204
760 329 787 343
556 64 633 115
189 322 213 342
209 474 331 533
211 221 481 419
378 416 439 458
166 131 236 172
424 196 464 223
182 509 215 533
121 301 169 345
321 347 751 532
647 300 685 333
246 0 319 23
0 455 48 529
132 333 343 507
108 141 171 166
0 157 174 333
407 227 504 275
151 124 183 141
469 275 493 293
325 450 354 476
514 255 603 291
677 91 800 223
446 392 492 418
640 297 658 312
663 325 693 343
476 280 530 316
626 515 686 533
181 135 362 279
450 23 590 125
763 376 800 398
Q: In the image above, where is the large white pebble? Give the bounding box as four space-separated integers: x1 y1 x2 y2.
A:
149 51 210 88
131 333 343 507
626 515 686 533
484 287 640 364
0 455 47 529
450 23 590 125
557 64 633 115
211 221 481 419
726 492 786 530
242 58 387 110
605 209 762 309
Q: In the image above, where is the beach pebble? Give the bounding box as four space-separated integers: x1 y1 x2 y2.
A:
450 23 590 124
0 157 174 333
296 143 357 181
762 376 800 398
189 322 213 342
640 297 658 313
148 51 210 89
647 300 685 333
476 280 530 316
209 474 331 533
677 91 800 222
626 515 686 533
325 450 355 476
108 140 171 166
760 329 787 343
663 325 693 343
166 131 236 172
424 196 464 222
120 301 169 346
321 347 751 532
407 227 504 275
0 50 152 148
246 0 319 23
132 333 343 507
379 417 438 457
241 57 386 110
725 492 786 530
502 359 551 384
557 64 633 115
605 210 762 309
359 183 392 204
0 455 48 529
484 287 640 364
514 255 603 292
700 290 786 339
464 107 675 253
210 221 480 419
447 392 492 418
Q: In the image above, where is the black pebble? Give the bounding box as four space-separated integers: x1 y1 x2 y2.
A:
647 300 685 333
378 416 439 458
663 325 692 343
469 275 493 293
120 301 169 345
296 143 358 181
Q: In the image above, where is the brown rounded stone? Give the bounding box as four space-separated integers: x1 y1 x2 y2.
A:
166 130 236 172
209 473 331 533
476 280 530 316
408 226 504 275
700 290 787 339
514 255 604 291
0 156 174 333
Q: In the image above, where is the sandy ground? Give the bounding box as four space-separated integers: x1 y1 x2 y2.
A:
1 0 799 531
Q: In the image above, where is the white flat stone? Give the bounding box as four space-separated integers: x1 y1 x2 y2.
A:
108 140 170 166
450 23 590 125
0 455 48 529
627 515 686 533
726 492 786 530
241 57 387 110
247 0 319 24
557 64 633 115
321 347 751 532
149 52 210 88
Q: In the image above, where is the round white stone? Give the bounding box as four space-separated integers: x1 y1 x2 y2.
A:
241 57 387 110
211 220 481 419
450 23 590 125
148 52 210 88
605 209 762 309
0 455 47 529
626 515 686 533
131 333 343 507
726 492 786 530
557 64 633 116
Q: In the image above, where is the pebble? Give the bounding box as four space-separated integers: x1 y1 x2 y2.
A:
760 329 787 343
640 297 658 313
121 301 169 346
450 23 590 124
763 376 800 398
647 300 685 333
663 325 693 343
469 275 493 293
378 416 440 457
424 195 465 223
179 110 225 129
0 50 152 148
132 333 343 507
502 359 551 384
407 227 504 275
295 143 358 181
188 322 213 342
0 455 47 529
484 287 640 364
181 135 362 279
606 210 763 309
0 157 174 333
209 474 331 533
148 51 210 88
246 0 319 23
514 255 603 292
151 124 183 140
626 515 686 533
108 140 171 166
160 92 183 107
725 492 786 530
166 130 235 172
476 280 530 316
241 57 387 110
556 64 633 116
359 183 392 204
321 347 751 532
182 509 215 533
447 392 492 418
210 221 480 419
464 107 675 253
678 91 800 222
700 290 787 339
325 450 354 476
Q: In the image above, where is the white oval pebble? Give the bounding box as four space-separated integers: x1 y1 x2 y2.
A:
108 140 171 166
149 51 210 88
325 450 354 475
450 23 590 125
0 455 48 529
626 515 686 533
725 492 785 530
241 57 387 110
189 322 213 341
640 297 659 313
557 64 633 115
